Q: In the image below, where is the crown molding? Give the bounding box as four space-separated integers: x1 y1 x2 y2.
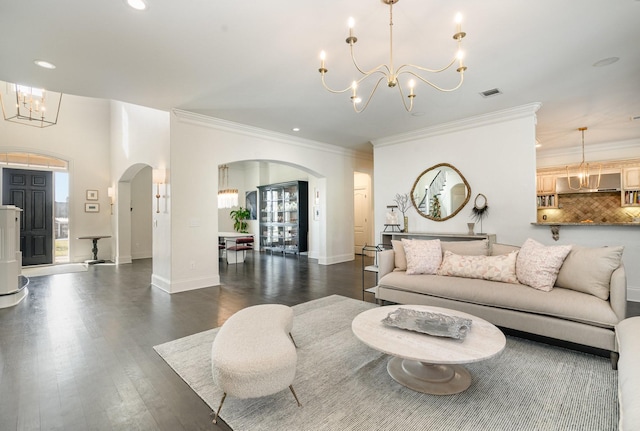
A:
172 109 372 161
537 138 640 159
370 103 542 148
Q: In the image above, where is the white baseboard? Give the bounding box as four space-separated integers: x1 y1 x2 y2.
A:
116 255 132 265
627 285 640 302
318 253 355 265
153 274 221 294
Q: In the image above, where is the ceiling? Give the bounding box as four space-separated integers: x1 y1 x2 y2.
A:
1 0 639 154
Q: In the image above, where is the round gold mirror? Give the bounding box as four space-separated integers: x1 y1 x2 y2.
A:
410 163 471 221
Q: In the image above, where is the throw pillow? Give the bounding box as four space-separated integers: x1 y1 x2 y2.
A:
391 240 407 271
440 240 489 257
437 250 519 284
555 245 624 300
516 238 572 291
402 239 442 275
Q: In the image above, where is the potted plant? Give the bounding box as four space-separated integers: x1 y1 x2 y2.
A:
230 207 251 233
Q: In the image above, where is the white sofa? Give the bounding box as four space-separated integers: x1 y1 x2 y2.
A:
375 238 627 364
616 316 640 431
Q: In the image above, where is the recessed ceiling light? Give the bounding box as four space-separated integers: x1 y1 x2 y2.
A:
292 127 300 132
34 60 56 69
592 57 619 67
126 0 147 11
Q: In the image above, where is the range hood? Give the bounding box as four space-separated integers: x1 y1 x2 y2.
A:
556 173 621 194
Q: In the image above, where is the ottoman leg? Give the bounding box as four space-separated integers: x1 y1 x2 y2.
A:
289 385 302 407
289 332 298 348
212 392 227 424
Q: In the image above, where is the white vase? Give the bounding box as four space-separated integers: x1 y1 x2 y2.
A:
467 223 475 235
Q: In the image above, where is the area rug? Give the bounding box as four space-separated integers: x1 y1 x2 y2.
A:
22 263 88 277
154 295 618 431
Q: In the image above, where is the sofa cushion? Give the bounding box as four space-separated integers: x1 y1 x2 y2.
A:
516 238 571 291
391 240 407 271
392 239 488 272
437 250 518 284
402 238 442 275
440 240 490 256
378 271 619 329
491 243 520 256
555 245 623 300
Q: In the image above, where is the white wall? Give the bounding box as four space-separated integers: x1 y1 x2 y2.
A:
0 94 112 262
168 110 373 293
109 101 171 290
373 103 640 300
373 104 540 245
131 166 153 259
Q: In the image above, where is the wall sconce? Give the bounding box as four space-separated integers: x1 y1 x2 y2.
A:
152 169 166 213
107 187 114 215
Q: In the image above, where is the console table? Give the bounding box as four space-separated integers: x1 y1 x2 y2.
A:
380 232 496 247
77 235 111 264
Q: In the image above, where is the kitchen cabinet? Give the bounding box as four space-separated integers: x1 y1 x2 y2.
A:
536 174 558 209
623 167 640 189
622 167 640 207
536 174 556 194
258 181 308 255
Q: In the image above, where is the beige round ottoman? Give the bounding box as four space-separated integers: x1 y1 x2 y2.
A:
211 303 300 423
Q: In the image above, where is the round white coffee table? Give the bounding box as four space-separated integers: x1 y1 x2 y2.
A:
352 305 506 395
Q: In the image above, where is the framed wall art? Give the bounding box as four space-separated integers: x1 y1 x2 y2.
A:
85 203 100 213
86 190 99 200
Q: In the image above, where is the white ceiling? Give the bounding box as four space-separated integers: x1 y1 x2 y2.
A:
1 0 639 154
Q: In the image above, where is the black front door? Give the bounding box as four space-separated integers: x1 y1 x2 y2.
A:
2 168 53 266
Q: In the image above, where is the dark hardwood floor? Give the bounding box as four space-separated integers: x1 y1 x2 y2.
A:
0 253 637 430
0 254 375 431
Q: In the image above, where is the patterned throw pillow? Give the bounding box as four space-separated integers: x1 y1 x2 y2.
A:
516 238 572 291
437 250 519 283
402 239 442 275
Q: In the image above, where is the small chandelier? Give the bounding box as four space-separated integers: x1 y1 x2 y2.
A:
0 82 62 127
218 165 238 209
566 127 601 190
318 0 467 113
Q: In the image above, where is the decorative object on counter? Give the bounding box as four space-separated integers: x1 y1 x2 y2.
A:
393 193 413 233
411 163 471 222
565 127 601 191
471 193 489 233
382 308 472 340
467 222 475 235
230 207 250 233
385 205 399 225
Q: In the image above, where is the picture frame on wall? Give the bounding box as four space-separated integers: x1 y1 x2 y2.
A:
85 203 100 213
86 190 99 201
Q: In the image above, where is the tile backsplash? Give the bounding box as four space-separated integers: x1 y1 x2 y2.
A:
537 192 640 223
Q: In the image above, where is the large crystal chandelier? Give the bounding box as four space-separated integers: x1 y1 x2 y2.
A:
565 127 601 191
218 165 238 209
1 83 62 127
318 0 467 113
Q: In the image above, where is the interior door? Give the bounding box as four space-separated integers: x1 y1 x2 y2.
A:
354 187 369 255
2 168 53 266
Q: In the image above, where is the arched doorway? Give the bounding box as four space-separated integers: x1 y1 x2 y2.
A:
114 163 153 264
